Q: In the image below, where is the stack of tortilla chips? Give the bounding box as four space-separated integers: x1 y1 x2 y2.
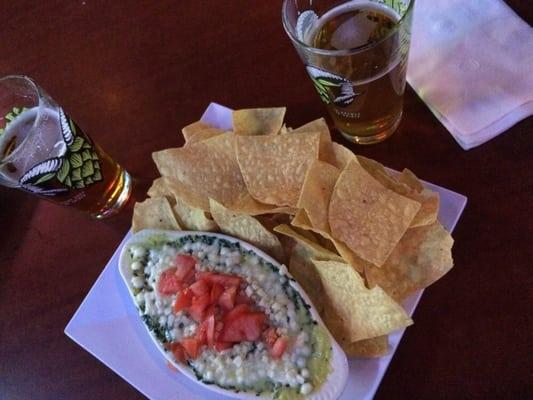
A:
132 107 454 357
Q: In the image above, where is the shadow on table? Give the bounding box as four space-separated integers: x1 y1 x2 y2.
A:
0 187 37 290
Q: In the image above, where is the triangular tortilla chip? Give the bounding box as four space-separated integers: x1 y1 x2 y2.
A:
292 118 335 165
329 161 421 266
289 244 326 315
181 121 212 142
233 107 286 135
297 160 340 232
132 197 181 233
274 224 343 262
323 310 389 357
356 156 439 228
330 142 357 170
365 221 454 301
235 132 320 207
210 199 284 262
313 260 413 342
153 134 248 209
291 209 368 273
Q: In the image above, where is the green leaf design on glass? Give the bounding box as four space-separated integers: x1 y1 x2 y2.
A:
310 76 335 104
70 153 83 169
0 106 28 135
379 0 407 14
93 170 102 181
56 158 70 183
69 136 85 152
306 65 358 107
64 176 72 187
74 180 85 189
34 173 56 185
81 149 91 161
81 160 94 178
71 167 82 182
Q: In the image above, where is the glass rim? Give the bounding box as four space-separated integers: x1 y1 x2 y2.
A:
0 75 44 165
282 0 414 56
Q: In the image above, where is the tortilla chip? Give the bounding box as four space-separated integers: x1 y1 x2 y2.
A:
329 160 421 267
289 244 326 314
279 124 292 134
233 107 286 135
313 260 413 342
398 168 425 192
132 197 181 233
182 121 213 142
235 132 320 207
172 196 218 231
292 118 335 165
148 177 210 211
185 128 226 146
147 177 215 230
209 199 284 262
273 224 343 262
330 142 357 170
297 160 340 232
343 336 389 358
356 157 439 228
229 194 297 216
290 209 367 273
365 221 454 301
323 310 389 357
153 134 248 209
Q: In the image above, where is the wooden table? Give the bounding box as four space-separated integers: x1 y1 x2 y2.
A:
1 1 531 399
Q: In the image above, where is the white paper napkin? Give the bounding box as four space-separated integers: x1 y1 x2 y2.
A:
407 0 533 150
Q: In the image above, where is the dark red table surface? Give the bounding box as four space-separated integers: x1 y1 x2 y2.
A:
1 1 532 399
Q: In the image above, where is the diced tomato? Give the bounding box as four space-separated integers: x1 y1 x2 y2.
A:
210 282 224 303
220 312 266 342
175 254 197 270
214 321 224 340
223 304 252 323
270 336 288 359
235 290 254 305
195 323 207 346
189 293 211 322
218 286 237 310
189 279 211 296
174 254 197 281
158 268 181 295
181 337 200 359
214 341 233 351
198 271 242 288
203 314 216 347
170 342 187 363
263 327 279 348
173 288 193 313
204 303 219 319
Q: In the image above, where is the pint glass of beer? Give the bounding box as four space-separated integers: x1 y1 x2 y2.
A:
282 0 414 144
0 76 132 218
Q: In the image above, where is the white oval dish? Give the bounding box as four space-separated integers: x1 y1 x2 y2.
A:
119 229 348 399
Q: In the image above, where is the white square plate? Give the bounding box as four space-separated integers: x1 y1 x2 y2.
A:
65 103 467 400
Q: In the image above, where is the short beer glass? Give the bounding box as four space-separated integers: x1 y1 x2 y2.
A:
283 0 414 144
0 75 132 218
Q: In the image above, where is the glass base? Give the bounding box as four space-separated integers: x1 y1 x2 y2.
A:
92 169 132 219
339 112 402 145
